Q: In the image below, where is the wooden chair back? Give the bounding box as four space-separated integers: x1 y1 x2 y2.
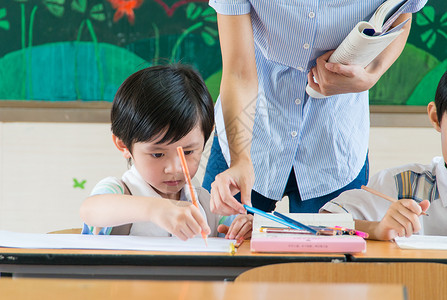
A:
235 262 447 300
47 228 82 234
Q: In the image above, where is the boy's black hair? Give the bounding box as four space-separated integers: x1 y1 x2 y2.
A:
435 70 447 124
111 64 214 152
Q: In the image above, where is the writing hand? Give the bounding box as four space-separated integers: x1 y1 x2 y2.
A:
374 199 430 241
154 200 211 241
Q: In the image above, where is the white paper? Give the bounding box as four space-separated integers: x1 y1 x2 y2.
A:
0 230 235 253
395 235 447 250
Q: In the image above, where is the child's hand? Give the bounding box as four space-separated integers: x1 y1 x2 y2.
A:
217 214 253 240
374 199 430 240
153 200 211 241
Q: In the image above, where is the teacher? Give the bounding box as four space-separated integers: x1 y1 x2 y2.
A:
202 0 427 215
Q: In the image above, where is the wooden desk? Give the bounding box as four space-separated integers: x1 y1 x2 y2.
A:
0 241 345 280
350 240 447 263
0 278 406 300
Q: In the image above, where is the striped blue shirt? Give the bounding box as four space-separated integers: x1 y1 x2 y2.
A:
210 0 427 201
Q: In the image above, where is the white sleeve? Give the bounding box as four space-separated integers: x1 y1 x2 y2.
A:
320 169 396 221
196 187 220 237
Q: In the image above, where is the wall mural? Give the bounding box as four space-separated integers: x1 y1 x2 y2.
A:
0 0 445 106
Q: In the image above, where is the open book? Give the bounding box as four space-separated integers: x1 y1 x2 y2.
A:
250 213 366 253
306 0 412 99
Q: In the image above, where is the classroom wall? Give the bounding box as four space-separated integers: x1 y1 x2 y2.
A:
0 121 441 233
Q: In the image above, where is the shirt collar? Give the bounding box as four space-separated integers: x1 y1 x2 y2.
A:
434 157 447 207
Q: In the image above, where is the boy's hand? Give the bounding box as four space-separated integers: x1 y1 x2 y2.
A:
217 214 253 240
153 200 211 241
374 199 430 240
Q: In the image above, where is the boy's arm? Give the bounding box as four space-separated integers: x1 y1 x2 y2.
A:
80 194 211 240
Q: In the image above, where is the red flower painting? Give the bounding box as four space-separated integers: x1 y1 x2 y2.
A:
108 0 143 24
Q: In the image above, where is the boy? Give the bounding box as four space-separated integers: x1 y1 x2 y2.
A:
80 64 252 240
321 70 447 240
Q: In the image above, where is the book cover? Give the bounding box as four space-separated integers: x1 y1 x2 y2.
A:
250 234 366 253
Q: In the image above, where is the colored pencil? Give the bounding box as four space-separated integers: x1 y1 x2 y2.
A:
260 226 338 236
333 226 369 239
361 185 428 216
243 205 317 234
177 146 208 245
273 211 319 235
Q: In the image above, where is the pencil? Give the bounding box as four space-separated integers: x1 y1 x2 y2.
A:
273 211 319 235
177 146 208 245
361 185 428 216
244 204 317 235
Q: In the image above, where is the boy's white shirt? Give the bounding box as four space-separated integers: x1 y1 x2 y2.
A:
91 165 220 237
320 157 447 236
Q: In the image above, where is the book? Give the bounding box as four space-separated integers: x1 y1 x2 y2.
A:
306 0 412 99
250 213 366 253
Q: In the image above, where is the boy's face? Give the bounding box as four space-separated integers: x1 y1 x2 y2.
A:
129 125 205 200
428 101 447 163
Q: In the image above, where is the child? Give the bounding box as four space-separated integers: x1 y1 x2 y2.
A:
320 70 447 241
80 64 252 240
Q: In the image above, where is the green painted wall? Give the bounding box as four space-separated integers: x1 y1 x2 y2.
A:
0 0 445 105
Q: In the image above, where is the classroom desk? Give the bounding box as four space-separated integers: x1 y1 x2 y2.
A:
0 278 407 300
349 240 447 263
0 241 345 280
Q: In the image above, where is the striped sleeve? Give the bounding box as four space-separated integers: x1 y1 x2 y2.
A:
90 177 125 196
209 0 250 15
401 0 428 13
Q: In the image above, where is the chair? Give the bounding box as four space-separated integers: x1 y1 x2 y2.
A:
235 262 447 300
47 228 82 234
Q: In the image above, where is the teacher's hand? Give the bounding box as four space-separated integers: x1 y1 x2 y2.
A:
307 50 380 97
210 161 254 215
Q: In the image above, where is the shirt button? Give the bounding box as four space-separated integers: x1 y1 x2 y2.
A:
309 12 315 18
303 43 310 49
295 98 301 105
291 131 298 137
297 67 304 72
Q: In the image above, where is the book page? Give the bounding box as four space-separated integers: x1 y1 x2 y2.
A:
368 0 406 33
395 235 447 250
0 230 235 253
329 21 402 67
380 0 413 34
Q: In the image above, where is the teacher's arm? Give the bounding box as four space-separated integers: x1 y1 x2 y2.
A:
308 13 412 96
210 13 258 215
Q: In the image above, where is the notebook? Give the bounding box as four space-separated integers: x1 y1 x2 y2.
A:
250 213 366 253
